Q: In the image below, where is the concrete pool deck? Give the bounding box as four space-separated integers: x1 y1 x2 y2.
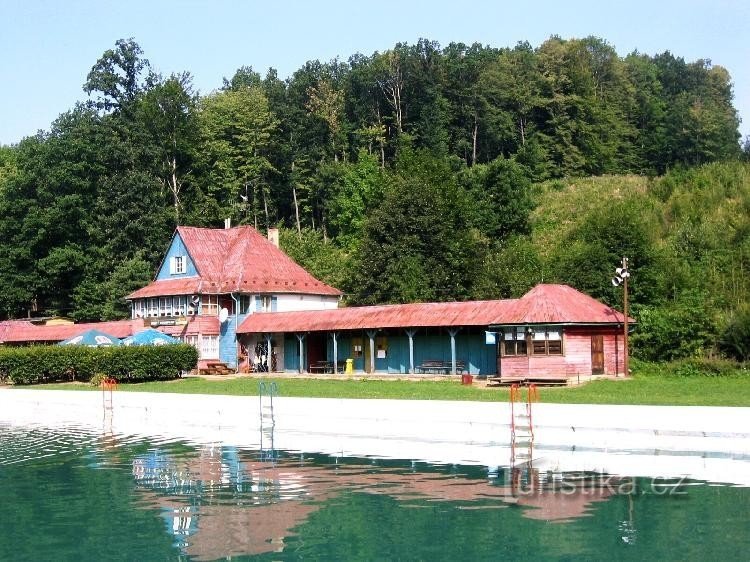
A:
1 388 749 485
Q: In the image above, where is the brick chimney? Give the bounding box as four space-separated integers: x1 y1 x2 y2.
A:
267 227 279 247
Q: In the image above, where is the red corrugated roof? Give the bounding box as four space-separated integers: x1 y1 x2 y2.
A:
128 226 341 299
502 284 630 325
237 284 631 334
127 277 202 299
238 300 516 333
158 316 220 336
0 319 142 343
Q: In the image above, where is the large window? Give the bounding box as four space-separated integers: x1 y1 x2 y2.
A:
201 295 219 316
531 327 563 356
502 327 528 356
132 300 145 319
200 335 219 359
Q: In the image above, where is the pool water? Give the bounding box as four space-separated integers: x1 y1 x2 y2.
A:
1 423 748 561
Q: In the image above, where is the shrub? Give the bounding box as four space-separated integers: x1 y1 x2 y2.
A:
0 344 198 385
718 308 750 362
638 358 746 377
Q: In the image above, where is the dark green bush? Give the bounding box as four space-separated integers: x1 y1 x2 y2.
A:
0 344 198 385
719 308 750 362
637 358 746 377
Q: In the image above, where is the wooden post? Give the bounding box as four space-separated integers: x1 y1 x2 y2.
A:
405 329 417 374
265 334 272 372
366 330 377 374
448 328 459 375
332 332 338 374
296 333 305 374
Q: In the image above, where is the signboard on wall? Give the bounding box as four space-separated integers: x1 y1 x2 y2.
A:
148 317 188 327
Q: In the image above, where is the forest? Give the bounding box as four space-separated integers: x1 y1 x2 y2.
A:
0 36 747 362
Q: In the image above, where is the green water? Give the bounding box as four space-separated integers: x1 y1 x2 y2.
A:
1 424 748 561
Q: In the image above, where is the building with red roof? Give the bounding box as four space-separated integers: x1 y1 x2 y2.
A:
123 225 341 369
237 283 631 380
1 223 630 380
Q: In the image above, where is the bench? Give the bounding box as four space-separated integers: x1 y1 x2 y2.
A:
486 376 568 387
416 360 467 375
309 360 347 374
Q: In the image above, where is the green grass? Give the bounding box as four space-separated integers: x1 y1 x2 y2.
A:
22 374 750 407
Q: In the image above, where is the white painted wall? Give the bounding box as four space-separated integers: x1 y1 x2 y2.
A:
2 390 749 486
275 293 339 312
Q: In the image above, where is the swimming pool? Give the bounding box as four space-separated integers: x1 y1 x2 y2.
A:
1 389 749 560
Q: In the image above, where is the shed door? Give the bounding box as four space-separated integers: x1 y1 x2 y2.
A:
591 335 604 375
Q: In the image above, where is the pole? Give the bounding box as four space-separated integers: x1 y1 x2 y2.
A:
623 257 629 377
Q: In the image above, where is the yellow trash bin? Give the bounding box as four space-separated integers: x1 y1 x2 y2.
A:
345 358 354 375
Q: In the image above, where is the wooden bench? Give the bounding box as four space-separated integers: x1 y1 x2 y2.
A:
416 360 467 374
309 361 347 374
486 376 568 387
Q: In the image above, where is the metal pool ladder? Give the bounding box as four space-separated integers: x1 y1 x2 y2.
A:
258 381 278 462
510 383 538 467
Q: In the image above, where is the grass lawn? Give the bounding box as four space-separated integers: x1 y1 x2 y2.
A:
31 374 750 407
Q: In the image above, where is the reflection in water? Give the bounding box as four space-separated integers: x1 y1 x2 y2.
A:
129 444 637 559
1 423 748 561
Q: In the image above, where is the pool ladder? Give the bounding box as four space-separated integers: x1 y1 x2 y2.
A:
259 381 278 463
510 383 538 468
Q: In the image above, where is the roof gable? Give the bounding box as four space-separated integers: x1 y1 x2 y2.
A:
129 226 341 299
155 231 199 280
499 284 626 325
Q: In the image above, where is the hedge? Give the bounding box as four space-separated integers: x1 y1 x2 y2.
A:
0 344 199 385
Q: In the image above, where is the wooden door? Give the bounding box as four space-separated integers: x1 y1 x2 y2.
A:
307 333 326 370
591 335 604 375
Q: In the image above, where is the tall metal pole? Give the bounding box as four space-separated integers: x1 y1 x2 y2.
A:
623 257 629 377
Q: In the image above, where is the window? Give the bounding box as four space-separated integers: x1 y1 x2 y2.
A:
200 335 219 359
148 298 159 318
376 337 388 359
239 295 253 314
502 327 528 357
170 255 186 275
159 297 172 317
201 295 219 316
182 335 199 350
132 300 145 319
173 296 186 317
531 326 563 356
352 337 363 358
255 295 278 312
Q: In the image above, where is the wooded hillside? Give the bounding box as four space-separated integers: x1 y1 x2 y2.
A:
0 37 746 361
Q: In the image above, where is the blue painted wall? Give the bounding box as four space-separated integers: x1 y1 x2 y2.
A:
219 314 238 367
284 336 301 371
156 233 198 280
284 331 498 376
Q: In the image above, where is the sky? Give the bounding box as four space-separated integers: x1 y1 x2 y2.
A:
1 0 749 145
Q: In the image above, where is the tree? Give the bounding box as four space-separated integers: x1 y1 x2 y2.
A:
349 149 484 304
197 86 278 226
306 78 346 161
139 72 199 224
461 157 534 240
326 151 384 251
84 38 151 115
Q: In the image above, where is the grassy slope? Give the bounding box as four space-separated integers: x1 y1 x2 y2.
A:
31 375 750 407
